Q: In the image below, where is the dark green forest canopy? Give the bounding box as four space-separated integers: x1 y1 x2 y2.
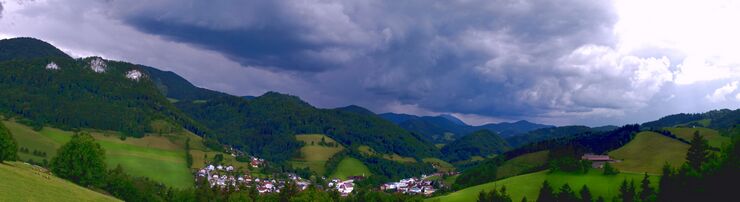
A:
441 129 510 162
175 92 440 162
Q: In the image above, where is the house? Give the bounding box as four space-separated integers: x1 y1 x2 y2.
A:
581 154 615 168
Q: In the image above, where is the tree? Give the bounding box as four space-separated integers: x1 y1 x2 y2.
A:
686 131 709 171
602 162 619 175
51 132 107 187
639 173 655 202
537 180 555 202
618 179 636 202
580 185 593 202
0 122 18 163
557 183 578 202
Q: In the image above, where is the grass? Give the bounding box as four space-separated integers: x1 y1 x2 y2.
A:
357 145 417 163
5 120 194 189
665 127 730 148
423 158 455 172
291 134 345 175
428 170 659 202
329 157 372 180
496 150 549 179
608 131 689 174
0 161 120 202
434 144 446 149
442 174 459 186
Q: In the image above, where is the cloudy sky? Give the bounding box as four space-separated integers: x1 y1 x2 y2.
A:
1 0 738 126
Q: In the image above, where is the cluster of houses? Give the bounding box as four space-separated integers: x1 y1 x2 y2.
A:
328 178 356 196
195 164 310 194
380 175 438 196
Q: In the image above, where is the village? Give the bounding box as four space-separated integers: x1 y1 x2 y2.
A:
379 171 455 196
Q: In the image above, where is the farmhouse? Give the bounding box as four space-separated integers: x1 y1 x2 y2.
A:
581 154 616 168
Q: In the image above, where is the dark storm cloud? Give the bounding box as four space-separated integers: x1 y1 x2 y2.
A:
100 0 632 121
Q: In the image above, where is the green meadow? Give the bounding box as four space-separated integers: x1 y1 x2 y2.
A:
329 157 372 180
429 170 659 202
609 131 689 174
0 162 120 202
5 120 194 189
422 157 456 172
291 134 345 175
357 145 417 163
496 150 549 179
665 127 730 148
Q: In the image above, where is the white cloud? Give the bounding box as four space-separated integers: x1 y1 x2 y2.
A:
706 81 738 102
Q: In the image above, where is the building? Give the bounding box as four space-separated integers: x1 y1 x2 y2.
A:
581 154 616 168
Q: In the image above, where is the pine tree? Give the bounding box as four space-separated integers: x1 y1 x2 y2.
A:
639 173 655 202
0 122 18 163
580 185 593 202
686 131 708 171
619 179 635 202
537 180 555 202
557 183 577 202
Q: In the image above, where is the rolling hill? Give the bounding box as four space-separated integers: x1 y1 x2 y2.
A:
0 161 120 201
5 120 194 188
291 134 345 175
608 131 689 174
430 170 659 202
441 129 510 162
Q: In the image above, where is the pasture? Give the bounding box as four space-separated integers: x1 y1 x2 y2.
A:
5 120 194 188
665 127 730 148
429 169 659 202
496 150 549 179
608 131 689 174
0 161 120 202
329 157 372 180
291 134 345 175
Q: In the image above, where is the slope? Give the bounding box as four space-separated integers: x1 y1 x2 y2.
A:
441 129 510 162
608 131 689 174
5 120 194 188
291 134 345 175
430 170 659 202
0 161 120 202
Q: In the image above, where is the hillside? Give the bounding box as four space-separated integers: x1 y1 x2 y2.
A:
140 65 227 101
0 37 71 61
441 130 510 162
665 127 730 148
291 134 345 175
175 92 439 163
642 109 740 132
5 120 194 188
0 161 120 201
608 131 689 174
0 38 208 138
380 113 552 143
430 170 659 202
505 126 594 148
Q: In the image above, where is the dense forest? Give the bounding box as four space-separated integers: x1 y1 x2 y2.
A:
175 93 439 162
441 129 510 162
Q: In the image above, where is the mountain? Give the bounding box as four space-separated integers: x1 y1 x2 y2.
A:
641 109 740 133
504 125 593 148
0 37 71 62
174 92 440 162
439 114 467 125
334 105 375 115
380 113 553 143
0 38 207 137
475 120 554 137
441 129 510 162
139 66 227 101
379 113 420 124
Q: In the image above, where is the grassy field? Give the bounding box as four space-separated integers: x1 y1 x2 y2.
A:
357 145 417 163
608 131 689 174
496 150 549 179
0 162 120 202
665 127 730 148
291 134 345 175
329 157 372 180
429 170 659 202
5 120 194 189
423 158 455 172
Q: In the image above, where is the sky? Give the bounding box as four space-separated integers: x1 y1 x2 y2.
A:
0 0 738 126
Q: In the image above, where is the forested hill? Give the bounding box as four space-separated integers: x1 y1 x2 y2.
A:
0 37 71 61
641 109 740 132
175 92 440 162
441 129 510 162
380 113 553 143
139 66 228 101
0 38 209 137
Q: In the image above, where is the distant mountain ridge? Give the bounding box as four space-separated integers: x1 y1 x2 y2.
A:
379 113 553 143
